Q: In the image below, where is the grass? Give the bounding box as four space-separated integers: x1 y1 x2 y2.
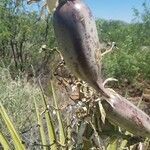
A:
0 66 150 149
0 67 41 131
0 66 43 149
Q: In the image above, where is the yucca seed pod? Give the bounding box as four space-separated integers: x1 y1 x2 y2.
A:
102 90 150 138
53 0 105 92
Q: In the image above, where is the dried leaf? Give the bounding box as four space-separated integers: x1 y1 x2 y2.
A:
46 0 58 12
98 100 106 124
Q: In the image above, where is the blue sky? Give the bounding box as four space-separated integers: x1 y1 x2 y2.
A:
85 0 144 22
28 0 145 23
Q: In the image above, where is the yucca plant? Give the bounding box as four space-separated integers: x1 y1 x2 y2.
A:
0 80 67 150
0 1 150 149
0 80 150 149
0 102 26 150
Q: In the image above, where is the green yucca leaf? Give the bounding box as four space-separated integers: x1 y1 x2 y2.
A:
50 80 66 146
0 103 26 150
38 80 57 150
34 97 47 150
45 109 57 150
107 138 118 150
0 131 11 149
